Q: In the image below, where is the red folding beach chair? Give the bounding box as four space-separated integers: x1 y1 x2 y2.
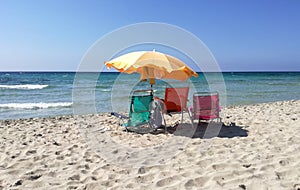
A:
191 92 222 123
163 86 191 123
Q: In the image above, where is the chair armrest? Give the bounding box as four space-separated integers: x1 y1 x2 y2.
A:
111 112 129 119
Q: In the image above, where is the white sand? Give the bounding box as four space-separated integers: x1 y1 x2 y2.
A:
0 100 300 189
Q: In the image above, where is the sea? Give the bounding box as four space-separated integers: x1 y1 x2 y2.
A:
0 72 299 120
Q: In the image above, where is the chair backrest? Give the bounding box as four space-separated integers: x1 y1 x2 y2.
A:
164 87 189 112
130 94 153 113
193 92 220 120
128 90 153 127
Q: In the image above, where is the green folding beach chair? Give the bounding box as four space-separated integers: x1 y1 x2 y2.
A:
127 90 158 133
126 90 153 127
111 89 166 133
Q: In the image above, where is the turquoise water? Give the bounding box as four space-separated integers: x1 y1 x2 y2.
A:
0 72 299 120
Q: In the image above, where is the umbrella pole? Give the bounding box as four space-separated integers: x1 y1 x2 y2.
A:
150 84 153 95
150 78 155 95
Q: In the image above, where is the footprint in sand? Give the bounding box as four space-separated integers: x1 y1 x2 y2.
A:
279 159 289 166
275 169 299 180
184 177 211 189
28 175 42 181
134 173 155 184
156 175 182 187
26 150 37 155
68 174 80 181
293 184 300 190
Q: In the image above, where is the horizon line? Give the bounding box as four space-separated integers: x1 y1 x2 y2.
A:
0 70 299 73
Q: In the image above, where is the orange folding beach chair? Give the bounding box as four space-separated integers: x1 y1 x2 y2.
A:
162 86 191 124
191 92 222 123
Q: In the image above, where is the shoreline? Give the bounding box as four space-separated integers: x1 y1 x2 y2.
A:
0 100 299 189
1 99 299 122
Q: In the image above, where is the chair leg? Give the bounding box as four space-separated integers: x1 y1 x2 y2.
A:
162 113 167 133
181 110 184 124
186 110 194 128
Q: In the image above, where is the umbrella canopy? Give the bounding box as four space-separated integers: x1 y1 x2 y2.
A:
104 51 198 84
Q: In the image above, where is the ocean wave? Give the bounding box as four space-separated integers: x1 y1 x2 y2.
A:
99 89 111 92
0 84 48 89
0 102 73 109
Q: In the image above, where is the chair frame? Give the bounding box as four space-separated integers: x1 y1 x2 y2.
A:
113 89 166 133
126 89 153 132
163 86 192 124
191 91 222 124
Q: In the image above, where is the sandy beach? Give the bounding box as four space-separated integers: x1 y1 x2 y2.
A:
0 100 299 190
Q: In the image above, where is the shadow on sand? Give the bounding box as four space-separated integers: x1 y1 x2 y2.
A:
168 122 248 139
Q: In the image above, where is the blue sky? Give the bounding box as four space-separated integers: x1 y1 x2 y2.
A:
0 0 299 71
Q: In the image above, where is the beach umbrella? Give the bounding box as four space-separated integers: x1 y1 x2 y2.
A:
104 51 198 89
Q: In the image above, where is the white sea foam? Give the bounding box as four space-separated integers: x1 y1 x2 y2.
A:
0 84 48 89
0 102 73 109
100 89 111 92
